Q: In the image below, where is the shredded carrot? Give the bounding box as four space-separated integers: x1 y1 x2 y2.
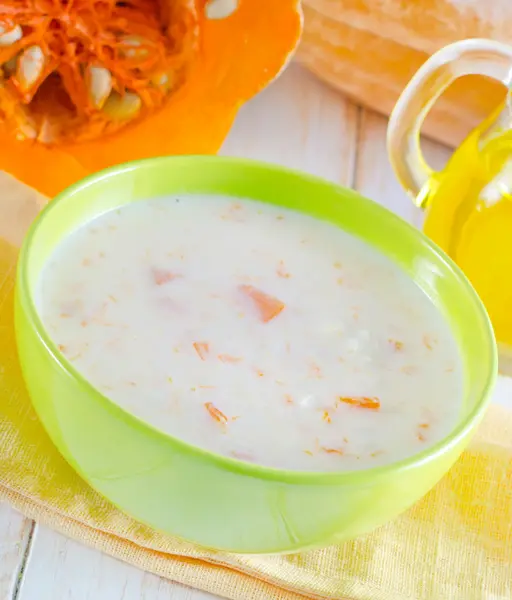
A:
322 410 331 423
310 362 322 379
204 402 228 425
57 344 66 352
322 447 344 455
80 320 88 327
82 258 91 267
0 0 198 144
256 370 265 378
276 260 290 279
284 394 294 405
193 341 209 361
417 432 427 442
238 284 285 323
218 354 242 364
230 450 254 462
423 335 434 350
152 269 180 285
418 423 430 429
338 396 381 410
388 338 404 351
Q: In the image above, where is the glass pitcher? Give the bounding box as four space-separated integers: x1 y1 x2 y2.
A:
387 39 512 374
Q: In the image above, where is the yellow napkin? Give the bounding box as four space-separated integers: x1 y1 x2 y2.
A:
1 174 512 600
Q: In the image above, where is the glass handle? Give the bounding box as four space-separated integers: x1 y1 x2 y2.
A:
387 39 512 207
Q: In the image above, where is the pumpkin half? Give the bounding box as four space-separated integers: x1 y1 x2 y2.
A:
0 0 303 196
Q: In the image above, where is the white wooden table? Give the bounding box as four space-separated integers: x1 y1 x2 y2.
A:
1 63 511 600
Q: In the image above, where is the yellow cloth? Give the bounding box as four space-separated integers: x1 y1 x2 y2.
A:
1 175 512 600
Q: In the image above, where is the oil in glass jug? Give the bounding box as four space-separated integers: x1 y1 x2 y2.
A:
388 39 512 374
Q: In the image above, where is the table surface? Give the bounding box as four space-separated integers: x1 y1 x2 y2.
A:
1 63 511 600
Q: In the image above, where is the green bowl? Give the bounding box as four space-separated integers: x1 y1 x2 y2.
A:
15 156 497 554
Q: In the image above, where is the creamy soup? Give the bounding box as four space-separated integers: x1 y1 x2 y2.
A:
36 195 463 471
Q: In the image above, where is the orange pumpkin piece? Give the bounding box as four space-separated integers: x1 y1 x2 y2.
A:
0 0 303 197
239 284 285 323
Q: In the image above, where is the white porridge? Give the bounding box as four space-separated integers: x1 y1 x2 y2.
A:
36 194 464 471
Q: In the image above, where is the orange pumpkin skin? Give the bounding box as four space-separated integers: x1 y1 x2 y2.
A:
0 0 303 197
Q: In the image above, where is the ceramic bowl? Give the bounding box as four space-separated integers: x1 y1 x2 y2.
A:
15 156 497 553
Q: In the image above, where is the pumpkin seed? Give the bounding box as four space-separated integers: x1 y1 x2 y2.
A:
17 45 45 91
119 35 150 59
151 71 174 92
16 116 37 141
0 24 22 47
205 0 239 19
37 118 57 144
103 91 142 121
87 65 113 109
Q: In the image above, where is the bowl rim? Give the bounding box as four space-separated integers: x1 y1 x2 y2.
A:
16 154 498 484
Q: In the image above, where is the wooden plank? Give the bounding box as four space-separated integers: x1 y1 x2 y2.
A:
16 64 361 600
221 63 359 185
0 504 33 600
17 527 217 600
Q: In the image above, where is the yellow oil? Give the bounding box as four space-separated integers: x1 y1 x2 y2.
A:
421 103 512 353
